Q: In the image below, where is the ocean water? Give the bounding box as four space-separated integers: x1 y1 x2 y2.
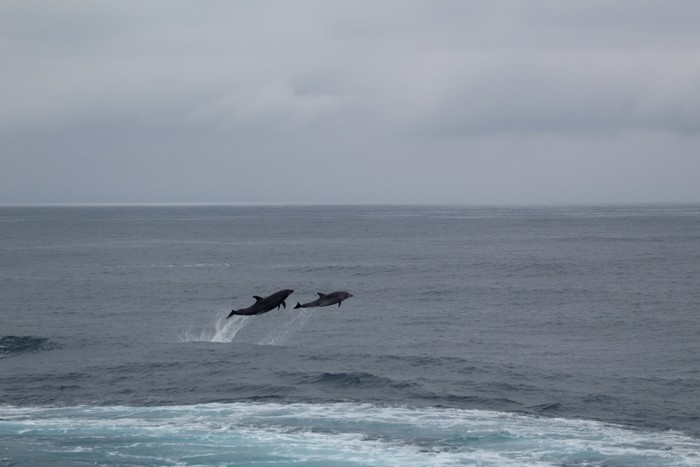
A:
1 204 699 466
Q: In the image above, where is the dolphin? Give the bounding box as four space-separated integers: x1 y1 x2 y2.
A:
293 291 353 309
227 289 294 318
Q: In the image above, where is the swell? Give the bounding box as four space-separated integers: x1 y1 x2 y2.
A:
0 336 59 358
294 371 416 390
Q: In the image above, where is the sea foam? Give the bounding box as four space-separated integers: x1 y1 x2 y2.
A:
1 402 698 466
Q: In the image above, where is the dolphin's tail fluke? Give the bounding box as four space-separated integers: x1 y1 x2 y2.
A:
294 302 301 309
226 310 236 319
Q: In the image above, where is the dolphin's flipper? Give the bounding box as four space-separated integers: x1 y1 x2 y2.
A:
282 300 287 309
338 301 342 307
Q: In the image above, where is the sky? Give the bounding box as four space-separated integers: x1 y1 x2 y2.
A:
1 0 699 205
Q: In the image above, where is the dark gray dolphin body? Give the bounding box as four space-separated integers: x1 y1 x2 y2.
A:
227 289 294 318
293 291 353 309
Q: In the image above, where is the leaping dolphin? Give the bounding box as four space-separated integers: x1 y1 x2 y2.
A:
293 291 353 309
227 289 294 318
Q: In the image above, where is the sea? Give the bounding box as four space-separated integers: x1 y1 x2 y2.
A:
1 204 699 466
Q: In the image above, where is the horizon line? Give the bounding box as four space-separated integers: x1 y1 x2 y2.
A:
1 201 699 208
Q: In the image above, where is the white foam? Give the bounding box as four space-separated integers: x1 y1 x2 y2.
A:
2 403 699 466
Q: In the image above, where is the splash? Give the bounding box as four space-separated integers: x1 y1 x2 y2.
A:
212 314 251 342
260 309 314 345
180 313 250 343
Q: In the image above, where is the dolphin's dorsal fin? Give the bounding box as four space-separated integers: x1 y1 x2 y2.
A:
316 292 326 298
253 296 263 302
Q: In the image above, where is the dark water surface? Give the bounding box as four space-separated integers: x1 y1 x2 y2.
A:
1 205 699 465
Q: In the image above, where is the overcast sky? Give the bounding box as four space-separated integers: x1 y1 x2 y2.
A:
2 0 699 205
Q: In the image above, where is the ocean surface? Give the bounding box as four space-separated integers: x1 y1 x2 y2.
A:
1 204 699 466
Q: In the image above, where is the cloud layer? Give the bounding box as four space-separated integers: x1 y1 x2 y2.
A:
2 1 699 204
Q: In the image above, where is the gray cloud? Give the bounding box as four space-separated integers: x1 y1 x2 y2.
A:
1 1 699 204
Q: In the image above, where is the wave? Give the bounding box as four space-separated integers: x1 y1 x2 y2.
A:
295 371 416 391
1 402 698 466
0 336 58 358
